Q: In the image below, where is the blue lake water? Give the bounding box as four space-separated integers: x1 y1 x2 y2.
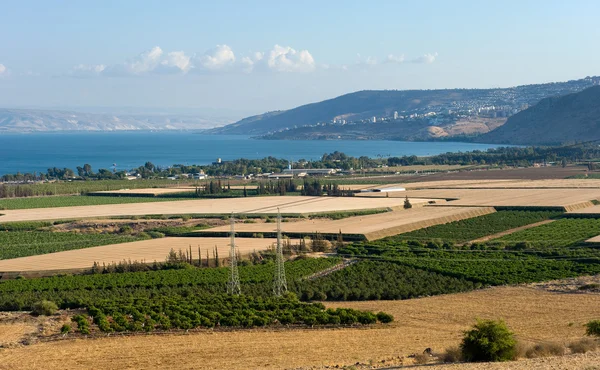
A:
0 132 509 175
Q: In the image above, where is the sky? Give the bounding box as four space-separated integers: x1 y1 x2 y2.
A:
0 0 599 116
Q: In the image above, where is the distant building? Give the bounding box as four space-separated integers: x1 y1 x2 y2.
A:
393 111 398 119
372 116 377 123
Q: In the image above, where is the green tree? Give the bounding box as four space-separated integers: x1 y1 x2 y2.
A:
461 319 517 362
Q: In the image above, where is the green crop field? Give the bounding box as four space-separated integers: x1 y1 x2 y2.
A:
0 258 341 310
381 210 562 244
0 179 198 199
296 260 477 301
0 231 145 260
494 218 600 247
0 257 393 332
0 195 198 210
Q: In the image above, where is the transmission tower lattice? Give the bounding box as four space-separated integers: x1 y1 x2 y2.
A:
273 209 288 296
227 213 241 295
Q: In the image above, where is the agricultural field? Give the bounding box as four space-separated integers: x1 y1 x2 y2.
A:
0 195 416 222
338 246 600 286
0 258 342 310
205 206 495 241
387 188 600 210
0 237 283 272
0 195 197 210
0 179 198 198
0 230 144 260
494 218 600 247
0 286 598 369
379 210 562 244
296 261 477 300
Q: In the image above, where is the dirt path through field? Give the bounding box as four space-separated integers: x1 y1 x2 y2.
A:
467 219 556 244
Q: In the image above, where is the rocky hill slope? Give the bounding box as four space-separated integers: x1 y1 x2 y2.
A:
478 86 600 145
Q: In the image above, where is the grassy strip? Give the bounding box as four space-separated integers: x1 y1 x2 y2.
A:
0 231 147 260
0 195 198 210
307 208 390 220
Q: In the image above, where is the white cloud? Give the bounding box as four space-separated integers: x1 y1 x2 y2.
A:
69 63 106 77
103 46 164 76
386 54 405 64
197 45 235 71
65 45 434 78
266 45 315 72
159 51 192 74
409 52 438 64
0 64 7 77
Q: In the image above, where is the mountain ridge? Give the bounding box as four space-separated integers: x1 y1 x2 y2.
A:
210 76 600 138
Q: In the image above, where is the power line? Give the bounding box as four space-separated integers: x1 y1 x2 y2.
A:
227 213 241 295
273 208 288 296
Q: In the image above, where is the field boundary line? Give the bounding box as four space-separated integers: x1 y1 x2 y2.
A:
466 219 556 244
302 259 357 281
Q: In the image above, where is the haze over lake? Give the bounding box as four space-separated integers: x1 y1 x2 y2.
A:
0 132 509 175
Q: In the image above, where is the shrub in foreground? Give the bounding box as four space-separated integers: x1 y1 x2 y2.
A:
442 346 462 363
31 300 58 316
568 338 598 354
461 319 517 362
586 320 600 337
61 324 71 334
525 342 565 358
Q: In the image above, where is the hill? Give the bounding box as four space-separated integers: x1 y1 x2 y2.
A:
209 77 600 138
478 86 600 145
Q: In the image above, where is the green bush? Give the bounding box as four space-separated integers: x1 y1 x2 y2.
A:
60 324 71 334
586 320 600 337
148 231 165 239
376 311 394 323
461 319 517 362
72 314 91 334
31 300 58 316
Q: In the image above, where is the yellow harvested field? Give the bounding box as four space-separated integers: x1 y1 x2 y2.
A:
568 204 600 215
357 188 600 210
0 237 279 272
0 287 597 369
206 206 496 240
413 178 600 189
0 196 413 223
381 178 600 190
586 234 600 242
0 323 36 347
369 164 469 172
89 187 197 196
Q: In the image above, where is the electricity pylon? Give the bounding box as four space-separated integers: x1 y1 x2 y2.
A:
273 208 288 296
227 213 241 295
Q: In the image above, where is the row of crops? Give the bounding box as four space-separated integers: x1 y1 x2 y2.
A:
494 218 600 247
0 258 341 310
0 230 145 260
0 195 197 210
296 261 478 301
75 294 392 333
0 179 197 199
381 210 562 244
